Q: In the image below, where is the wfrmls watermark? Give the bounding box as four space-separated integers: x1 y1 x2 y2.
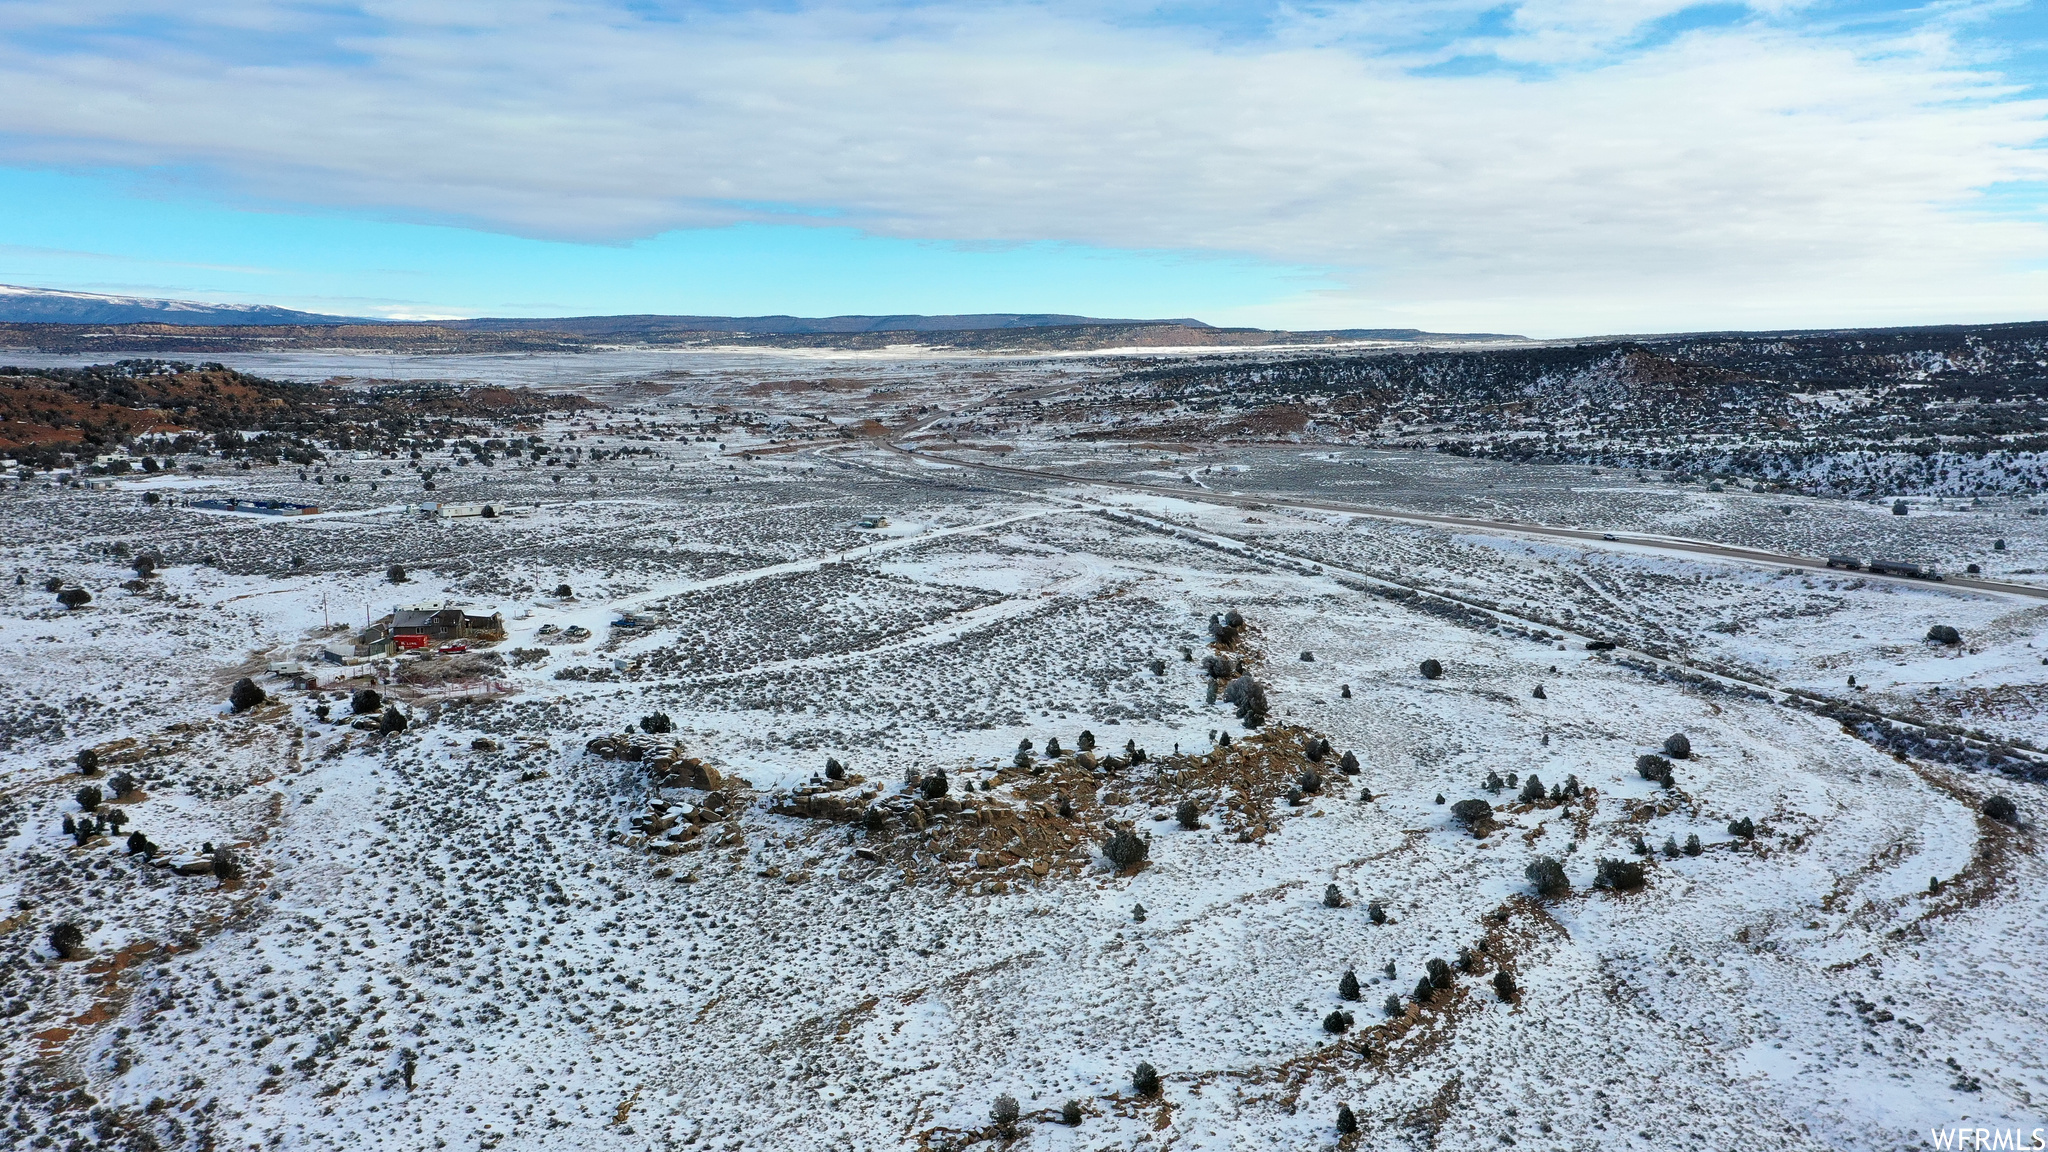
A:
1927 1128 2047 1150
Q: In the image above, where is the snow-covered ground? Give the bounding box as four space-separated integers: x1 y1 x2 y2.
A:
3 377 2043 1152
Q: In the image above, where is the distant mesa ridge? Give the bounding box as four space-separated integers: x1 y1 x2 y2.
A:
0 286 1209 334
431 312 1215 335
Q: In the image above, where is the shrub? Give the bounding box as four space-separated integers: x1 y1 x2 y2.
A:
213 843 243 882
1449 798 1492 826
1635 754 1674 786
57 587 91 609
1926 625 1961 646
351 688 383 714
1337 1104 1358 1135
1175 799 1201 830
1419 658 1443 680
1339 968 1360 1000
1383 994 1403 1017
43 576 63 593
1061 1100 1083 1125
1563 774 1582 798
1132 1061 1160 1097
554 583 573 598
1982 795 2017 822
110 772 138 798
387 565 409 583
1412 976 1433 1003
1221 675 1269 726
75 785 102 811
1492 970 1517 1001
1300 770 1323 795
1339 750 1359 774
230 677 267 713
1683 833 1702 856
1427 957 1452 990
1483 770 1504 794
1341 684 1352 698
1532 684 1546 699
1727 816 1755 839
1662 836 1680 858
1104 827 1149 871
920 769 950 800
1046 736 1063 757
825 757 846 781
990 1094 1019 1135
1595 857 1645 890
1323 1009 1353 1034
126 831 156 858
1367 901 1387 924
379 705 408 734
1456 946 1475 973
639 712 673 734
1323 883 1344 908
1518 774 1544 803
49 922 86 960
1663 732 1692 759
1525 856 1568 898
1132 903 1146 923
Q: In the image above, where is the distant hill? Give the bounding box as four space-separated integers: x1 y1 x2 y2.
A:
435 313 1214 335
0 284 361 327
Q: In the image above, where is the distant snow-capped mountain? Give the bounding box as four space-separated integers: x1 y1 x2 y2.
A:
0 284 362 326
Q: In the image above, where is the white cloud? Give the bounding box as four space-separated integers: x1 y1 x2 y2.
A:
0 0 2043 332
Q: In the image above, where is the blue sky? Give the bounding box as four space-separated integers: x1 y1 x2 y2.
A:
0 0 2043 335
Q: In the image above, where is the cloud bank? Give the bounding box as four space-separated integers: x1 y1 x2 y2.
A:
0 0 2043 331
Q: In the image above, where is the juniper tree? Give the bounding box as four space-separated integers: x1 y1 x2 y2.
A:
127 831 155 858
76 748 100 775
1078 730 1096 752
1336 1104 1359 1135
1663 732 1692 759
1340 684 1352 698
1046 736 1063 757
48 922 85 961
1564 774 1582 798
1492 970 1517 1001
379 705 408 734
1595 857 1645 890
1339 968 1361 1000
1484 770 1504 794
1339 750 1359 774
213 843 243 882
75 785 102 811
57 587 91 609
1427 958 1452 990
1383 994 1402 1018
990 1094 1019 1136
1103 827 1149 871
1456 946 1475 973
1727 816 1755 839
1323 1009 1353 1034
388 565 409 584
1412 977 1433 1003
1525 856 1568 898
639 712 673 734
1519 774 1545 803
1982 795 2017 822
1662 836 1681 858
1420 658 1443 679
1300 770 1323 795
1061 1100 1083 1125
1635 754 1674 787
351 688 383 714
1368 901 1387 925
230 677 267 713
825 758 846 781
1176 799 1201 830
1132 1062 1160 1097
1324 883 1344 908
1683 833 1702 856
920 769 950 800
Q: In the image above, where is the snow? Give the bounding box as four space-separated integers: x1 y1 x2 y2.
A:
3 355 2043 1152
